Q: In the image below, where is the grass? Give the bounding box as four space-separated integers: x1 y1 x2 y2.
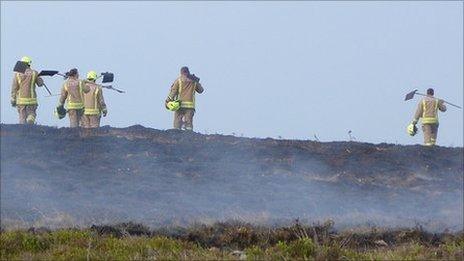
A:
1 221 463 260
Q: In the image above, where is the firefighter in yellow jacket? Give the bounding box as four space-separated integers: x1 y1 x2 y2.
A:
81 71 107 128
166 66 204 130
10 56 44 124
58 68 90 128
407 88 447 146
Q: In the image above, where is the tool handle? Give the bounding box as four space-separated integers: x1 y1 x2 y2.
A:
102 85 125 93
56 73 69 80
415 93 461 109
443 101 462 109
42 83 53 95
113 87 125 93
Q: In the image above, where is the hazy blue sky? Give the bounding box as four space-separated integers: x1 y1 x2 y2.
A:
1 1 462 146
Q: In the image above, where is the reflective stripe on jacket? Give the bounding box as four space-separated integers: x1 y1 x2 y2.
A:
83 82 106 115
421 99 438 124
168 75 204 109
11 69 43 105
60 78 89 110
66 81 84 109
178 79 195 109
413 96 447 124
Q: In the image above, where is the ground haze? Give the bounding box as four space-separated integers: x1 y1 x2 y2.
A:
1 124 462 231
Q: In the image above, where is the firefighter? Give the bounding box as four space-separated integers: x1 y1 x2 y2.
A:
165 66 204 130
408 88 447 146
10 56 44 124
58 68 90 127
81 71 107 128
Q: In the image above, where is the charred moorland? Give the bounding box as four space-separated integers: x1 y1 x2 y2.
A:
1 124 462 231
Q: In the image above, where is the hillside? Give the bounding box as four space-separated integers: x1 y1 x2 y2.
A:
1 124 462 231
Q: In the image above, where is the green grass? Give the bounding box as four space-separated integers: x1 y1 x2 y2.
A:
1 223 463 260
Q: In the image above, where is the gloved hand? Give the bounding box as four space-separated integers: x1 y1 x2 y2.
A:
10 99 16 107
55 104 67 120
407 123 417 136
102 110 108 117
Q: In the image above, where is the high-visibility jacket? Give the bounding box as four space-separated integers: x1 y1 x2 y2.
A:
83 81 107 115
168 75 204 109
11 68 44 105
414 96 447 124
59 78 90 110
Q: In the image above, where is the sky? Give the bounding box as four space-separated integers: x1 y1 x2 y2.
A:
1 1 463 146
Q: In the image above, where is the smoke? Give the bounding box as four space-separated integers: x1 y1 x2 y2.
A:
1 124 463 231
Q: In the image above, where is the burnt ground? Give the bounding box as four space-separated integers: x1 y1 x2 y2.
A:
0 124 463 231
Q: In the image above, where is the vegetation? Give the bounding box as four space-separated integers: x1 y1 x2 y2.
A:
1 221 463 260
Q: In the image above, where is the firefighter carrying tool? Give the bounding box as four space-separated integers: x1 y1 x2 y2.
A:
58 68 90 128
81 71 108 128
10 56 44 124
406 88 448 146
165 66 204 130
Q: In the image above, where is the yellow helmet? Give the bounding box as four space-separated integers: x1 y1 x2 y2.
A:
21 56 32 65
407 123 417 136
87 71 98 81
166 101 181 111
